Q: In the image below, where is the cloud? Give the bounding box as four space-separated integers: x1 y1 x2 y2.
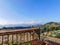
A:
0 19 8 25
0 18 18 25
0 18 42 25
21 20 41 24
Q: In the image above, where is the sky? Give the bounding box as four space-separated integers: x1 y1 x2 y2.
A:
0 0 60 25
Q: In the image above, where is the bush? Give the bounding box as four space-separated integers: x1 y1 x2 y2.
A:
0 42 2 45
55 33 60 38
25 42 30 45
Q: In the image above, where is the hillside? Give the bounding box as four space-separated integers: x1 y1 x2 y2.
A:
40 22 60 39
41 22 60 32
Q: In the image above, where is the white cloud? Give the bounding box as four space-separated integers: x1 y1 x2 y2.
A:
21 20 40 24
0 18 42 25
0 19 7 25
0 18 17 25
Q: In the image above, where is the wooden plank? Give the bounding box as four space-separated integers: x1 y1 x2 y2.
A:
0 28 38 32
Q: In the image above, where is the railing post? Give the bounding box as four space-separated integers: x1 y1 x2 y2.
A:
7 35 9 45
28 32 31 45
16 34 18 45
19 33 20 45
16 34 17 44
12 34 13 45
32 26 34 40
38 27 40 40
2 35 3 45
29 32 31 41
24 33 25 42
26 32 28 42
37 27 41 40
20 33 21 44
32 30 35 40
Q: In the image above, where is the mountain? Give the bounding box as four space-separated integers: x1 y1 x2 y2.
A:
3 23 42 27
44 22 60 27
4 24 33 27
0 23 42 29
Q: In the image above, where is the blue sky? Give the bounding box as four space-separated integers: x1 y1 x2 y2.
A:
0 0 60 25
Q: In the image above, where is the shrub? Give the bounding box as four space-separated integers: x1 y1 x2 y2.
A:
55 33 60 38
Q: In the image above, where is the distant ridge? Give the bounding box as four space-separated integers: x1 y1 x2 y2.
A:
0 23 42 29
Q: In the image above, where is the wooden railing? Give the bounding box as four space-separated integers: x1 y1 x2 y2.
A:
0 28 41 45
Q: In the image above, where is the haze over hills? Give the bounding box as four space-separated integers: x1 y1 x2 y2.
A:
0 23 42 29
0 22 60 29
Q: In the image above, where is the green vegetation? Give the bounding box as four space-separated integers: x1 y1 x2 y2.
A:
42 22 59 32
55 33 60 38
40 22 60 38
25 42 30 45
0 43 2 45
